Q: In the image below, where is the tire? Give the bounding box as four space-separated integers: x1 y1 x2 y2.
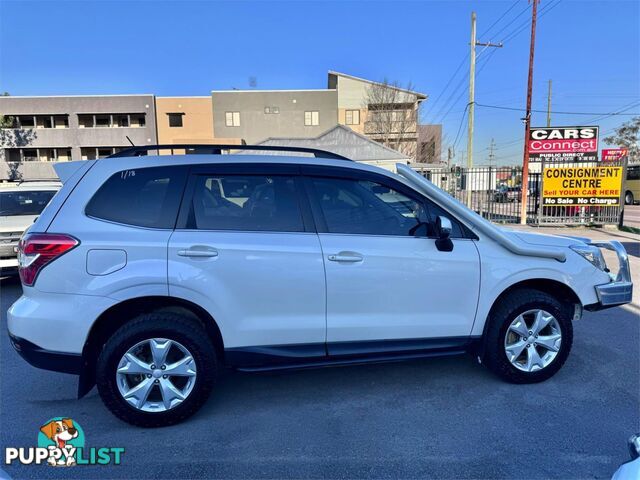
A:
625 191 634 205
96 312 217 427
482 288 573 384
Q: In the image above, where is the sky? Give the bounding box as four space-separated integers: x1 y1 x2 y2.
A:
1 0 639 165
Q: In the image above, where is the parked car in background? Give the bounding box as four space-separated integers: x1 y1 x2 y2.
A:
494 185 522 203
7 145 633 427
0 181 60 275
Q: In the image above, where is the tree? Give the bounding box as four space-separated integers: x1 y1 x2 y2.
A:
363 79 420 159
0 93 38 181
603 116 640 163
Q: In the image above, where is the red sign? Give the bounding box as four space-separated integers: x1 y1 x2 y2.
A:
528 126 599 162
602 148 628 162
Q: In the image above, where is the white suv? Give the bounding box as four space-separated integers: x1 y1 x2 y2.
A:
7 146 633 427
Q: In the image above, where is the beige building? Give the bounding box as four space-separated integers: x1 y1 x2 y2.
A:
328 71 427 159
155 96 215 145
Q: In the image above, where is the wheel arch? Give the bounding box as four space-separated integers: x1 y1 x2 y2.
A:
474 278 581 358
78 296 224 398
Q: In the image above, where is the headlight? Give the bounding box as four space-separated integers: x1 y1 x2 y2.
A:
570 244 607 271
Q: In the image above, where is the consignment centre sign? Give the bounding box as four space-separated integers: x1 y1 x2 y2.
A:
542 165 623 206
529 126 599 162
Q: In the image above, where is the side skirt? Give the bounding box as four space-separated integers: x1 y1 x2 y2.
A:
225 336 481 373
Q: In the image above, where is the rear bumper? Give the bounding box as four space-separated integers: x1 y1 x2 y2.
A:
590 241 633 309
9 334 82 375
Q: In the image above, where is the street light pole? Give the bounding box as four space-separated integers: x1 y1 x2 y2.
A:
519 0 540 225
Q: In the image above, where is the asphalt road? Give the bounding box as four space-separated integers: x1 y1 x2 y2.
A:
1 277 638 480
624 205 640 230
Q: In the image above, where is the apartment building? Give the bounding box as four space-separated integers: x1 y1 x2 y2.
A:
329 71 427 159
0 95 157 162
156 96 216 145
211 89 338 144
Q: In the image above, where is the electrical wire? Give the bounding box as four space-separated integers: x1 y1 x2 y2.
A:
475 102 640 116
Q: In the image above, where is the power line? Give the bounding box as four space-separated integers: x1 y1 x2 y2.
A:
475 102 640 116
452 103 470 150
478 0 521 38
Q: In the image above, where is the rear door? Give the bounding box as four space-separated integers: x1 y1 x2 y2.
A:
168 164 327 354
302 166 481 351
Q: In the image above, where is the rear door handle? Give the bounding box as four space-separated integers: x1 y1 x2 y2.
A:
328 253 363 263
177 246 219 258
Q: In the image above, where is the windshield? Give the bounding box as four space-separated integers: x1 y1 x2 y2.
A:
0 190 57 216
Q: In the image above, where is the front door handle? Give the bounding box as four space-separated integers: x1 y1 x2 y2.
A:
177 246 219 258
328 253 363 263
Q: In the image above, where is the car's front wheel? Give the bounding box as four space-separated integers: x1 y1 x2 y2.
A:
625 191 635 205
96 312 217 427
482 288 573 383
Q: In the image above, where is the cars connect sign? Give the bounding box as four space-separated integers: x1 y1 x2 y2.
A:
542 165 623 206
529 126 599 162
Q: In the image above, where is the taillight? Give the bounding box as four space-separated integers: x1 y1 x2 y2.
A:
18 233 79 286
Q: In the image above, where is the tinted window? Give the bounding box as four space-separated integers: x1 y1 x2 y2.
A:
310 177 429 236
0 190 56 216
186 175 304 232
86 166 187 228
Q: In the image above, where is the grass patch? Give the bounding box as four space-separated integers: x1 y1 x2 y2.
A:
619 225 640 235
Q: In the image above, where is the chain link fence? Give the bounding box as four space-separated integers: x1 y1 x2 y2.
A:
413 159 627 226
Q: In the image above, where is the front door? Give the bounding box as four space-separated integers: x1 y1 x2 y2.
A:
303 170 481 352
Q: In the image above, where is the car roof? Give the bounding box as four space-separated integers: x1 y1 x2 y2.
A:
94 153 396 176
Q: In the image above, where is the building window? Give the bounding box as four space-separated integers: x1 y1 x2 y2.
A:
304 111 319 126
225 111 240 127
168 113 184 127
78 113 145 128
264 106 279 114
18 116 35 128
345 110 360 125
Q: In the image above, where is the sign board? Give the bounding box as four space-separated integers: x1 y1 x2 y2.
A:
602 148 628 162
542 165 623 206
529 126 599 162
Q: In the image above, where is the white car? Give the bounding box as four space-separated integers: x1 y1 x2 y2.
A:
7 146 633 427
0 182 60 274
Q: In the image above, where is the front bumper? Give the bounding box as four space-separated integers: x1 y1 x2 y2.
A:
591 240 633 308
9 334 82 375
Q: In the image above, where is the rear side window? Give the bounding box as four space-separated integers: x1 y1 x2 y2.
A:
0 190 56 216
185 174 304 232
86 166 188 228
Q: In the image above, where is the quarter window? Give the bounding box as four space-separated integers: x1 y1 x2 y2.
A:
186 174 304 232
86 166 188 228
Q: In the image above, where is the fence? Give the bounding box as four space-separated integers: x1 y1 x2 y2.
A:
414 159 627 226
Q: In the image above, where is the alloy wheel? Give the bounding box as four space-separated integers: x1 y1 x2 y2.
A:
504 309 562 373
116 338 197 412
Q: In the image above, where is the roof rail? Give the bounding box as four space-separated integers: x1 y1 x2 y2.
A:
107 144 352 161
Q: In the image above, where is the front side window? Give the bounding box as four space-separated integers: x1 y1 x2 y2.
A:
309 177 427 236
186 174 304 232
86 166 187 228
309 176 464 238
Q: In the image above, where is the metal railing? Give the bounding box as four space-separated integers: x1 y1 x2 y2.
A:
413 159 627 226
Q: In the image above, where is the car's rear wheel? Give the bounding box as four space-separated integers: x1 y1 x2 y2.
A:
96 312 217 427
482 289 573 383
625 191 635 205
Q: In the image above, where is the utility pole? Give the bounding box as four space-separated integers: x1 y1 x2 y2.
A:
546 79 552 127
519 0 540 225
487 138 496 167
467 11 503 207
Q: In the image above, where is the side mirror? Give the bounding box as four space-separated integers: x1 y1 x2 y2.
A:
436 216 452 239
435 216 454 252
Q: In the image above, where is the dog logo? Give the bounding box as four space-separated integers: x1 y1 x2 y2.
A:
37 418 85 467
